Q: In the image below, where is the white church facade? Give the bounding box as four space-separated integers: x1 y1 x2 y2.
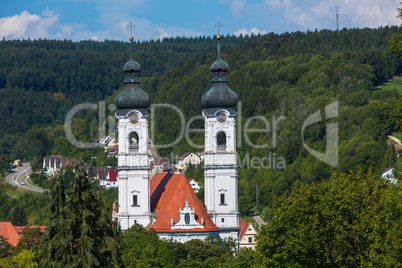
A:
115 32 240 243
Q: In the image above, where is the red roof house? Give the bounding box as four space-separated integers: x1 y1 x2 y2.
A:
238 221 257 249
106 169 118 189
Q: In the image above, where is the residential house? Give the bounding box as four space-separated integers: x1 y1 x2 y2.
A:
177 152 201 169
106 169 118 189
43 156 78 176
239 221 258 249
188 178 201 193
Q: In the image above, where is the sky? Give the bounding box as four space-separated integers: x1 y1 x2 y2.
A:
0 0 401 42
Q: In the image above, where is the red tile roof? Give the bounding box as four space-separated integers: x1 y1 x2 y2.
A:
239 221 250 239
0 222 20 246
148 173 220 233
0 223 47 247
108 145 119 155
107 169 118 182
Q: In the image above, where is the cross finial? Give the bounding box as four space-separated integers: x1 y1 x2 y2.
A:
127 22 136 59
127 22 136 42
214 21 223 40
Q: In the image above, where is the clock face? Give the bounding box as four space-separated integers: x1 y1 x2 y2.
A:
216 112 227 123
129 113 139 124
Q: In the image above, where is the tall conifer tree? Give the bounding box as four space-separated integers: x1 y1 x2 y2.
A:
38 165 120 267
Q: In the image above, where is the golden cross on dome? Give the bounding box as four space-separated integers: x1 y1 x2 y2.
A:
214 21 223 40
127 22 136 41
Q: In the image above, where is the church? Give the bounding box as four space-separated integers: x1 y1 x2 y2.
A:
114 30 240 244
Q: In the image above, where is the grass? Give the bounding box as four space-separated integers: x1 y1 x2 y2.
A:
391 132 402 141
26 178 42 189
380 75 402 93
0 174 42 198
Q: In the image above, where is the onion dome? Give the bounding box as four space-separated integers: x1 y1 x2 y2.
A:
201 35 238 109
115 34 150 110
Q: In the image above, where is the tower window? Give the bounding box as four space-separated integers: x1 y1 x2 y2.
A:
132 195 139 207
217 132 226 151
220 193 226 205
129 132 139 151
221 218 225 223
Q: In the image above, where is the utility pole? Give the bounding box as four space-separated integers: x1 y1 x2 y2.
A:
336 9 339 31
256 185 259 208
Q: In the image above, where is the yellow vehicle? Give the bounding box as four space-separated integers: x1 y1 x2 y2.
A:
13 159 21 167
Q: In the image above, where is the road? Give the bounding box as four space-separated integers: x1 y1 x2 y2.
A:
5 164 44 193
388 135 402 145
252 212 267 226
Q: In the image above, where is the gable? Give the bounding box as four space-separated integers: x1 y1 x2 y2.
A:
0 222 20 247
148 173 220 233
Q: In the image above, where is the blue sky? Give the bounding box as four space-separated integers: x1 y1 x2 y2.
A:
0 0 400 42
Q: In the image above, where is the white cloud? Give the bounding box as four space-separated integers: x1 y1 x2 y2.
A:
310 0 400 29
234 27 268 36
265 0 290 8
264 0 400 30
0 11 40 39
155 27 171 40
0 10 69 40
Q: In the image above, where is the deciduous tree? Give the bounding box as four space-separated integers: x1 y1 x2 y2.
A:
256 169 402 267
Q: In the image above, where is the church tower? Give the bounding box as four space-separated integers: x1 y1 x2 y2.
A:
115 31 151 230
201 32 239 239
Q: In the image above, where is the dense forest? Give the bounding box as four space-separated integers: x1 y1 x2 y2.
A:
0 26 402 221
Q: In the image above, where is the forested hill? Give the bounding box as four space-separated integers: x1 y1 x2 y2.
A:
1 26 402 215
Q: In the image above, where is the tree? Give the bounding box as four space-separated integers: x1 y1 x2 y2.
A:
13 227 43 256
256 169 402 267
12 250 37 268
38 164 120 267
11 205 28 226
120 224 185 267
389 3 402 58
0 234 12 258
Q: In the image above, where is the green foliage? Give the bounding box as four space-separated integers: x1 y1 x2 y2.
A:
0 235 12 258
29 172 48 189
119 226 255 267
13 227 43 256
0 178 45 225
10 205 27 226
120 224 180 267
256 169 402 267
38 164 120 267
12 250 37 268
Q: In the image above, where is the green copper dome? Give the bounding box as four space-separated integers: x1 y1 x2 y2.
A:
201 40 238 109
123 59 141 73
210 58 228 73
115 84 150 109
115 41 149 110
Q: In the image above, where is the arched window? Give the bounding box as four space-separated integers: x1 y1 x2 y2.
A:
217 132 226 151
129 132 139 151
